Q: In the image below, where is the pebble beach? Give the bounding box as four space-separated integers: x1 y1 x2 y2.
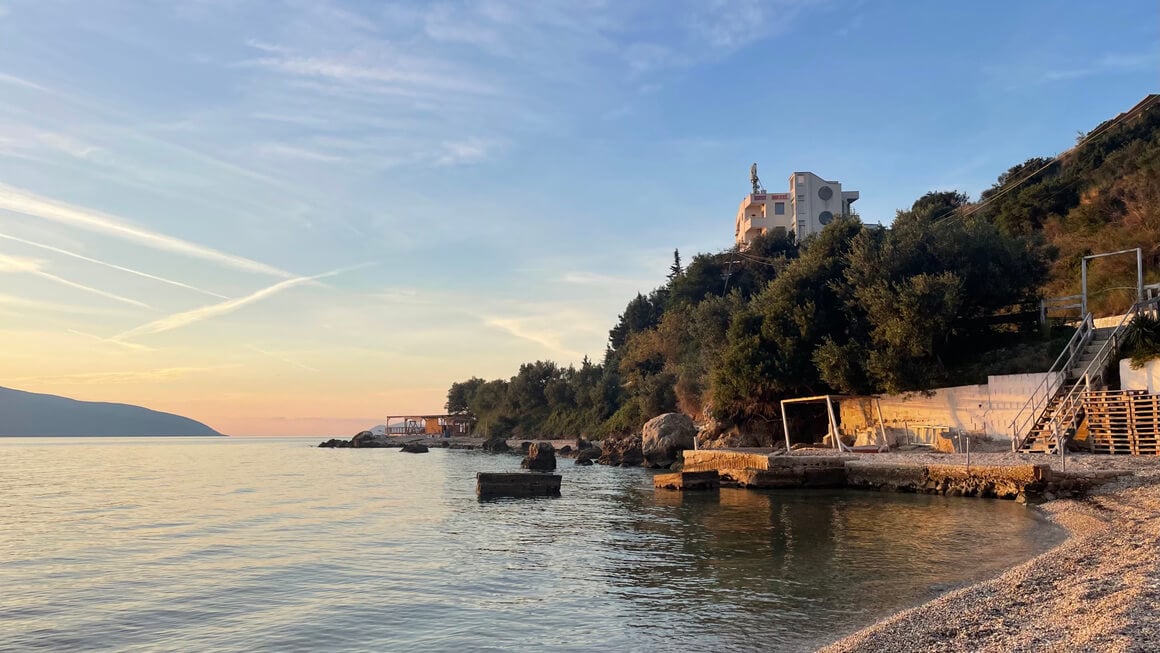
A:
820 455 1160 653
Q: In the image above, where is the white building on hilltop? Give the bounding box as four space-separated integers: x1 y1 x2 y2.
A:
734 168 859 248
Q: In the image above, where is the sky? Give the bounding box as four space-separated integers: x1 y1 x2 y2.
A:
0 0 1156 436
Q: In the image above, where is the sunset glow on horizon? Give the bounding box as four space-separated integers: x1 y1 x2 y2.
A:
0 1 1153 435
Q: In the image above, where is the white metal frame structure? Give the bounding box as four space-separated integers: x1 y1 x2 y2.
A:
779 394 888 452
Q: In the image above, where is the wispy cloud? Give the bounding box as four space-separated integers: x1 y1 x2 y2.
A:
0 254 152 309
0 231 228 299
247 345 320 372
0 183 294 278
6 366 230 385
114 263 373 341
0 293 122 315
67 329 157 352
483 315 586 360
1041 49 1159 82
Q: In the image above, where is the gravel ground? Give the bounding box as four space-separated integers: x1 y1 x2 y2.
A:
818 457 1160 653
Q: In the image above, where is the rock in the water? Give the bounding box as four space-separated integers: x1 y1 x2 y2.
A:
351 430 389 448
575 447 601 464
557 445 573 457
521 442 557 471
641 413 696 468
597 433 643 467
400 443 429 453
318 438 351 448
482 436 511 453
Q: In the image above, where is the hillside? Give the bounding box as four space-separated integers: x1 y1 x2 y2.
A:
978 94 1160 315
0 386 221 436
444 95 1160 440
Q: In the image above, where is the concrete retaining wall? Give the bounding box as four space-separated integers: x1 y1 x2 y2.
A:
838 372 1061 442
1120 358 1160 393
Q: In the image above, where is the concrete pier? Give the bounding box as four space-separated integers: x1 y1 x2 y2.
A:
678 450 1115 501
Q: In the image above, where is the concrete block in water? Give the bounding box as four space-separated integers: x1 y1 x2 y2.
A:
654 470 720 491
476 472 561 499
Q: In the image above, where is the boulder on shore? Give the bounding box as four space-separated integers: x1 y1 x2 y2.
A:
482 436 511 453
641 413 696 468
400 443 429 453
597 433 643 467
521 442 557 471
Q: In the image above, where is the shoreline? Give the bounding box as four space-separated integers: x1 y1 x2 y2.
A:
818 461 1160 652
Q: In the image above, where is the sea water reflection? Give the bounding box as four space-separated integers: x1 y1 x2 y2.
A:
0 438 1063 652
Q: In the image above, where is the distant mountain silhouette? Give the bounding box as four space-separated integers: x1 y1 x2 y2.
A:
0 386 221 436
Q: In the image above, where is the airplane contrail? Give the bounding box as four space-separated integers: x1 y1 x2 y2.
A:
0 182 295 278
0 231 229 299
113 263 373 341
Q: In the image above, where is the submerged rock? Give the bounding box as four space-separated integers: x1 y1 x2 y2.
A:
482 436 511 453
521 442 557 471
318 438 351 448
574 447 601 465
400 443 429 453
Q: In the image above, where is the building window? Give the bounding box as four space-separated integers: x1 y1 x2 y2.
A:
819 210 834 225
774 202 785 215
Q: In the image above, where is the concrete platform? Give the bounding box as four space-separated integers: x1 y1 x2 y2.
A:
654 470 720 491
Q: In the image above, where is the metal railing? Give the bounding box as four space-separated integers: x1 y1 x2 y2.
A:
1019 298 1160 453
1009 314 1094 450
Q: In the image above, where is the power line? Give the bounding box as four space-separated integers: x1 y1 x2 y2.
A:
933 94 1159 228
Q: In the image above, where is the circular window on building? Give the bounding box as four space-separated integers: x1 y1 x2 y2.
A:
819 210 833 225
818 186 833 201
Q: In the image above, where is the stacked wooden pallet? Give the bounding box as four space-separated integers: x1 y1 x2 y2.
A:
1128 393 1160 455
1082 389 1160 455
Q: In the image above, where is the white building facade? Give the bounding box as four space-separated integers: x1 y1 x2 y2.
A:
734 171 859 248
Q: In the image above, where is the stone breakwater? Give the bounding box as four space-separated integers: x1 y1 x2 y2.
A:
680 451 1129 502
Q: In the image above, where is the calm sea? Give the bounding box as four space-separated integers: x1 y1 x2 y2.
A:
0 437 1063 652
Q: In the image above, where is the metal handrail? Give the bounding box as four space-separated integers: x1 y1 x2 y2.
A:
1033 298 1160 453
1009 314 1093 449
